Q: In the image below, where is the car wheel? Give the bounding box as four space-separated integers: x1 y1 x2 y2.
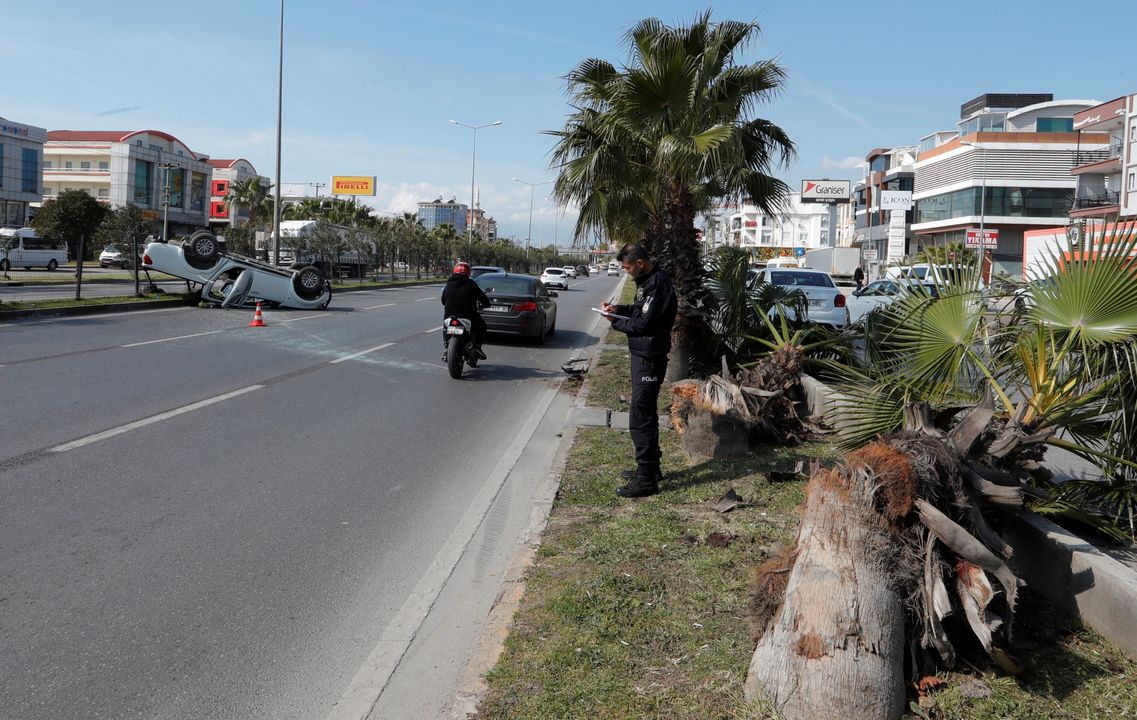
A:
186 230 220 261
535 318 547 345
547 317 556 336
292 265 325 300
47 259 58 271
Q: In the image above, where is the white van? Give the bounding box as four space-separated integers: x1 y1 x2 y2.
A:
607 261 621 276
766 256 801 269
0 228 69 271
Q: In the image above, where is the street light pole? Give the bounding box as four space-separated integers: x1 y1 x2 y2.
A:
272 0 285 266
158 161 179 241
512 177 553 270
449 119 502 261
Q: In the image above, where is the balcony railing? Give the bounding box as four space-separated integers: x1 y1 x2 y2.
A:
1074 143 1123 166
1073 190 1120 210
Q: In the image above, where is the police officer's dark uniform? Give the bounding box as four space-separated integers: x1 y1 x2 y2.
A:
441 263 490 358
608 259 677 497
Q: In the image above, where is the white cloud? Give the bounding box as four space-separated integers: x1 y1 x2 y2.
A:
820 155 866 171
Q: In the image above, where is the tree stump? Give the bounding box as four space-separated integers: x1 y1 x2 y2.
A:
681 408 750 458
745 466 906 719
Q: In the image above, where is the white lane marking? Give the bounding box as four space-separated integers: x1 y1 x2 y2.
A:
423 327 439 334
121 330 226 347
364 303 396 310
415 296 435 302
276 314 325 324
49 385 264 453
326 382 561 720
329 342 395 364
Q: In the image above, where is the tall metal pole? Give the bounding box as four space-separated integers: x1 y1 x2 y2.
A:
449 120 501 261
272 0 284 266
512 177 552 268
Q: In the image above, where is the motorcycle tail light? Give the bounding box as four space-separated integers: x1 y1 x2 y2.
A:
449 318 461 326
512 301 538 312
834 294 846 308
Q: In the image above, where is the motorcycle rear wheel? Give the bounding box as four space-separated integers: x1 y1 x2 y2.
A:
447 339 464 378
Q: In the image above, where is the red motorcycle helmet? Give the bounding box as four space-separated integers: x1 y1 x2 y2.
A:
453 262 471 277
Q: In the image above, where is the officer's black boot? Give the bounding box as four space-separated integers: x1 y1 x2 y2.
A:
616 467 660 498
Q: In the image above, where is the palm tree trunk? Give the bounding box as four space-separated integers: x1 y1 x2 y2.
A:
746 465 906 719
658 185 704 382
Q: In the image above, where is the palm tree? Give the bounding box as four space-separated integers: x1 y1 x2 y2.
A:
225 178 271 228
747 220 1137 717
549 11 795 378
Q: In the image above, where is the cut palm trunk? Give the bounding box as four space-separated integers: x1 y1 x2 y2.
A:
747 397 1033 719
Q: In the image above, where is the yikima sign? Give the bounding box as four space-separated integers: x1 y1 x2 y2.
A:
331 176 376 196
965 228 999 248
800 179 850 204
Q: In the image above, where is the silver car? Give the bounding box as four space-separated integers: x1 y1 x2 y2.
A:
749 267 849 329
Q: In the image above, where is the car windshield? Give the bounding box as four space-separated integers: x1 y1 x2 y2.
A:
769 271 834 288
544 268 563 275
469 267 502 279
476 275 532 294
860 281 896 296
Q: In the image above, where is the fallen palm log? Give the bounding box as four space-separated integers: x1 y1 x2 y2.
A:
746 395 1036 719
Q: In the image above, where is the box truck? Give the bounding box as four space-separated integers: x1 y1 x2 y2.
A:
801 247 861 280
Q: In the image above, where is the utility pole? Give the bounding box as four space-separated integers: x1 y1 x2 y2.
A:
158 161 179 241
308 182 325 198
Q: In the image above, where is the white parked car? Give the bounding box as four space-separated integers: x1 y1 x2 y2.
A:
142 231 332 310
845 279 940 323
540 267 568 289
748 267 849 330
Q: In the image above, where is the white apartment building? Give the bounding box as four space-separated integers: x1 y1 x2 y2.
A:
726 192 830 259
206 158 267 229
44 130 213 237
911 93 1107 279
1 116 47 227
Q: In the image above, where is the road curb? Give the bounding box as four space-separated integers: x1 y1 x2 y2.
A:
801 372 1137 660
447 279 625 719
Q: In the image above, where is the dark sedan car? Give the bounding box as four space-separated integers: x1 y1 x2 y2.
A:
474 272 558 343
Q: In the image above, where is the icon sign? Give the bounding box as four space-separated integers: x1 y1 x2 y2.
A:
965 228 999 248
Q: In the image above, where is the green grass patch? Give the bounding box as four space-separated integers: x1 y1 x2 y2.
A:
477 427 828 720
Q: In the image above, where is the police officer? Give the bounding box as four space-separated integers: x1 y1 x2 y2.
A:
601 242 678 498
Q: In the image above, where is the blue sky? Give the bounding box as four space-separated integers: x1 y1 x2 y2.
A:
6 0 1135 245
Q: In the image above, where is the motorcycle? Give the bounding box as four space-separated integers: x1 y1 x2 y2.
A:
442 316 481 378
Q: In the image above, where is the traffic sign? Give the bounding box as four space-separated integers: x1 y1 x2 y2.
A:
862 248 878 261
793 246 806 257
965 228 999 248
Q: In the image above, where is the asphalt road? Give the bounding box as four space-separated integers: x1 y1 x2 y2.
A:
0 271 620 719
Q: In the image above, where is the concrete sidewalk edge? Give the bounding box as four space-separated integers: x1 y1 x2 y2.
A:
801 372 1137 660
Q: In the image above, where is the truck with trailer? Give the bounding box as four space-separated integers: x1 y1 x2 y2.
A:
800 247 861 280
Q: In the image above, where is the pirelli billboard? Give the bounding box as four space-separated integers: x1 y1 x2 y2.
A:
331 175 376 196
800 179 850 204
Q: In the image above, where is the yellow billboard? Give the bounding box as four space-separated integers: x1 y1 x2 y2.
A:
331 175 376 196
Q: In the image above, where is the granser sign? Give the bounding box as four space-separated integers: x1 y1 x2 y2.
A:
800 179 850 203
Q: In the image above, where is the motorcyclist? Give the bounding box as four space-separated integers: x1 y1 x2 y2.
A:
441 261 490 360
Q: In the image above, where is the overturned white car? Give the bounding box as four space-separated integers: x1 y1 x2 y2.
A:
142 231 332 310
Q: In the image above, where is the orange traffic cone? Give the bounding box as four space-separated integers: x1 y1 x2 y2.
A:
248 301 267 327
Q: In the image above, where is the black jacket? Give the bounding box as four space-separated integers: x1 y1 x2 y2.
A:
611 266 678 358
441 274 490 318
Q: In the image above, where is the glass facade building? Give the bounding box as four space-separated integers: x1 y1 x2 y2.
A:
417 199 468 232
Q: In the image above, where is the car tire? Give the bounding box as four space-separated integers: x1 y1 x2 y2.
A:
535 318 547 345
186 230 220 261
547 317 555 336
292 265 325 301
47 259 58 271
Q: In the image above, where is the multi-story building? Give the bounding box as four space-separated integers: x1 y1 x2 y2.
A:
852 146 917 277
911 93 1108 279
466 192 497 241
1070 93 1137 225
417 197 468 232
0 116 47 227
43 130 213 237
206 158 268 230
726 193 831 259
